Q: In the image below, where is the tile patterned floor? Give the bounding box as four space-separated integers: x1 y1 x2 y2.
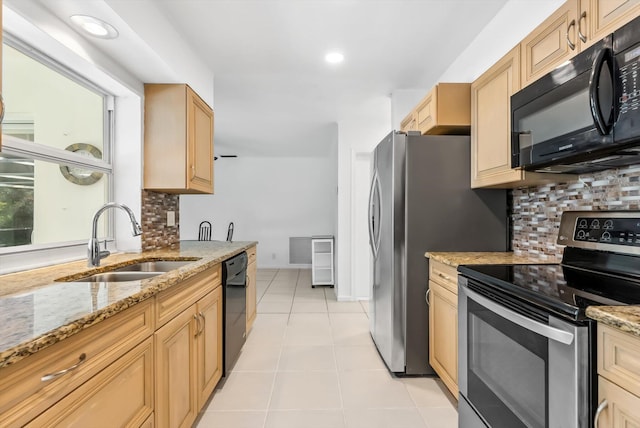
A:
195 269 458 428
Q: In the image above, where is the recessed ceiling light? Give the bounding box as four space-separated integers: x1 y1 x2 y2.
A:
325 52 344 64
70 15 119 39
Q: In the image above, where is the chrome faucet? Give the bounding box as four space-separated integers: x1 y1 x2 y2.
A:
88 203 143 267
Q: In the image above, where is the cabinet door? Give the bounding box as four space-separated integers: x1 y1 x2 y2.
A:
428 280 458 398
471 46 523 188
246 260 257 332
187 87 214 194
26 338 154 428
155 307 198 428
196 286 223 409
400 112 417 132
597 377 640 428
583 0 640 49
521 0 580 87
416 88 437 134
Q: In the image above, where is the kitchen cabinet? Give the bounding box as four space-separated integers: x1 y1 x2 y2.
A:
25 338 154 428
428 260 459 398
520 0 580 87
595 324 640 427
0 299 155 427
144 84 214 194
246 245 257 333
521 0 640 87
400 83 470 135
399 111 417 133
582 0 640 49
311 236 334 287
471 46 571 188
154 264 222 428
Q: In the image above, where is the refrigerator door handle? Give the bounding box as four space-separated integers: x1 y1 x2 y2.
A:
368 170 379 257
373 173 382 256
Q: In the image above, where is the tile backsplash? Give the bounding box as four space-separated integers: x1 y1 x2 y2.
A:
511 165 640 259
141 190 180 250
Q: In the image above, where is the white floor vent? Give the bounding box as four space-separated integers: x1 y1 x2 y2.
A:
289 237 312 264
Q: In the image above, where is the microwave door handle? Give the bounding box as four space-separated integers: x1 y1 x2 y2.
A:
589 48 614 135
464 286 575 345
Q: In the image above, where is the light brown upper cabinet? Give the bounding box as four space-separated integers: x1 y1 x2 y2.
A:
581 0 640 49
471 47 570 188
522 0 640 87
144 84 214 194
400 83 470 135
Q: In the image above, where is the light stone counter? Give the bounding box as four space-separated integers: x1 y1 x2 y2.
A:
586 306 640 338
425 251 559 268
0 240 256 368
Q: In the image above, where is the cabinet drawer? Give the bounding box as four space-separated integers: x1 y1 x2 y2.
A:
247 245 257 264
0 299 154 427
597 376 640 427
598 324 640 397
155 264 221 328
25 337 154 428
429 260 458 294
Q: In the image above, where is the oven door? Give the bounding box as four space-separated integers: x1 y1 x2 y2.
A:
458 277 591 428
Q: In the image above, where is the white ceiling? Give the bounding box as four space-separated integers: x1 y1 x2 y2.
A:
26 0 511 157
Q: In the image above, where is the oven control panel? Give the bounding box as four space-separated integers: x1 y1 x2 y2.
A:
573 216 640 246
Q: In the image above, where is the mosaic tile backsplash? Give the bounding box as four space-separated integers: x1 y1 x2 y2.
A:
512 165 640 259
141 190 179 250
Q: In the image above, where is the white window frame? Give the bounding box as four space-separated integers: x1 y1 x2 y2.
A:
0 35 115 258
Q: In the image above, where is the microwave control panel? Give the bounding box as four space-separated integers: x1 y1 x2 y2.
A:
617 45 640 117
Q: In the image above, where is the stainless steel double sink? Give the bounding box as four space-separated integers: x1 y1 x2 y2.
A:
59 260 197 283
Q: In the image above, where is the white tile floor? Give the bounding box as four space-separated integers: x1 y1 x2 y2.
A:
195 269 458 428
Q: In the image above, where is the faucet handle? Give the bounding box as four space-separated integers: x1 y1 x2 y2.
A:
100 240 110 260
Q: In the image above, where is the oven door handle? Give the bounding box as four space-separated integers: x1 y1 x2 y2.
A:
465 287 575 345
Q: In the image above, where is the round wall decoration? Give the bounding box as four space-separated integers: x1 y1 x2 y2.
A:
59 143 104 185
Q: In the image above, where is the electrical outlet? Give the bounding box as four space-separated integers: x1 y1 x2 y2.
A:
167 211 176 227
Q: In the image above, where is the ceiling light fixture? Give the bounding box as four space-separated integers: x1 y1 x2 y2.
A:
70 15 119 39
325 52 344 64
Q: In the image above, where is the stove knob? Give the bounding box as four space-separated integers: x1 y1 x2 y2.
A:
577 230 587 239
604 220 614 230
590 219 600 229
601 232 611 242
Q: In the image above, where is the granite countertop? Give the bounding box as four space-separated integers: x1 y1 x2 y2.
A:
586 306 640 338
425 251 560 268
0 240 257 369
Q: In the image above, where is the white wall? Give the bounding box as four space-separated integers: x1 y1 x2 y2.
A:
180 153 337 268
437 0 565 82
336 96 391 300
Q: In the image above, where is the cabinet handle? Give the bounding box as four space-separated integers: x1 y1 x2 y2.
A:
567 19 576 50
578 11 587 43
436 271 453 282
193 314 201 337
594 399 608 428
41 353 87 382
198 312 206 335
425 289 431 306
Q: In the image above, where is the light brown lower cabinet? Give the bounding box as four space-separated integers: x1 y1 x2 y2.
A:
155 268 223 428
25 338 154 427
246 245 257 333
595 323 640 427
0 263 224 428
428 260 459 398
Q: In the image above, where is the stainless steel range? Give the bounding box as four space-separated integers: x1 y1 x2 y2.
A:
457 211 640 428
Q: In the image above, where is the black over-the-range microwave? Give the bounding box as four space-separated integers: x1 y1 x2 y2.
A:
511 14 640 174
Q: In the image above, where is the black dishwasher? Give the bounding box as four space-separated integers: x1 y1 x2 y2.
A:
222 251 247 376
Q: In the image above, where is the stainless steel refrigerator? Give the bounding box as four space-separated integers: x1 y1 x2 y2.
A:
368 131 508 375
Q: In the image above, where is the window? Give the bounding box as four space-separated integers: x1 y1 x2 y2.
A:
0 38 113 250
